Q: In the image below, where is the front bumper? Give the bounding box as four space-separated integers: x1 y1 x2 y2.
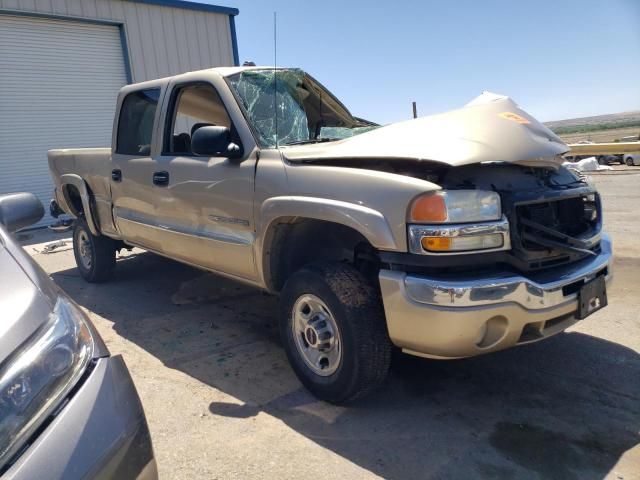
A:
379 233 613 359
5 356 157 480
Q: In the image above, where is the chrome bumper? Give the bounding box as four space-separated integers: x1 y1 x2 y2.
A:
404 233 612 310
379 234 612 359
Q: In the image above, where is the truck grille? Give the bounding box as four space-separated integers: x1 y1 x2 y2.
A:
511 194 601 270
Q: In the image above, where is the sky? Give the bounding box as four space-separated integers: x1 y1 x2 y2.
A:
207 0 640 125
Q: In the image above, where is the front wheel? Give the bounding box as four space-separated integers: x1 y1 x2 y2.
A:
279 262 392 404
626 157 634 166
73 217 116 283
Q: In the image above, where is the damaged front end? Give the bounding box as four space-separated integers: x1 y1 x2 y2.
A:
380 163 604 277
510 188 601 270
456 164 602 272
378 163 611 359
441 163 603 272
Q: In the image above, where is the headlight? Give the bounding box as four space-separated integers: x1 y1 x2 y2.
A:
408 219 510 254
0 297 94 468
408 190 509 255
409 190 501 223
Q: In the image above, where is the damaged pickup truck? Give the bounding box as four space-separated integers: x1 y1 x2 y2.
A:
48 67 612 403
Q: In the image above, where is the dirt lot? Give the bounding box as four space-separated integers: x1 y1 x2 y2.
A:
22 168 640 479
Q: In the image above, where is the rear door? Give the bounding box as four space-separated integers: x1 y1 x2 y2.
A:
110 86 168 250
152 79 257 280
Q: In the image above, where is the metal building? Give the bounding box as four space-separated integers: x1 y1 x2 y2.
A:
0 0 239 226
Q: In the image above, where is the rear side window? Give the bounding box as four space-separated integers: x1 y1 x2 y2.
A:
116 88 160 155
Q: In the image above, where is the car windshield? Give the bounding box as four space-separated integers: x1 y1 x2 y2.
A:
227 68 377 148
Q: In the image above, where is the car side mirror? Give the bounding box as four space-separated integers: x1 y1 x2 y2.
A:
0 193 44 233
191 126 243 159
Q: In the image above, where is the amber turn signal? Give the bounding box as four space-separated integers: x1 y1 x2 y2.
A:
421 237 452 251
421 233 503 252
410 194 447 222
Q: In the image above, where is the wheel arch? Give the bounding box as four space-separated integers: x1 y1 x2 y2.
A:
258 197 397 292
59 174 100 235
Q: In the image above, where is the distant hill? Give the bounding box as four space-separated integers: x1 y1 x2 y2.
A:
545 111 640 136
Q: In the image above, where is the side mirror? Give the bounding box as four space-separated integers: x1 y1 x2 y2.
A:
0 193 44 233
191 126 243 159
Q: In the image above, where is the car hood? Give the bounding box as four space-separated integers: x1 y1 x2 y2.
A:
281 92 569 167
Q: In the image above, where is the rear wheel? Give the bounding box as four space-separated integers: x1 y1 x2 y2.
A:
279 262 392 404
626 157 634 166
73 217 116 283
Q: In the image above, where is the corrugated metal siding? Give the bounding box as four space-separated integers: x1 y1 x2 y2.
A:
0 14 127 226
0 0 236 81
0 0 236 228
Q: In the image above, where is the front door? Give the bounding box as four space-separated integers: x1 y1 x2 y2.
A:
152 82 257 280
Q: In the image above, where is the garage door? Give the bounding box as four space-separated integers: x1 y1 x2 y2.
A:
0 14 127 228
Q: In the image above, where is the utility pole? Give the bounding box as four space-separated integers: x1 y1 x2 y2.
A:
412 101 417 119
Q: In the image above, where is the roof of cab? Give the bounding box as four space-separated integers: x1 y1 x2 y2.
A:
118 66 283 93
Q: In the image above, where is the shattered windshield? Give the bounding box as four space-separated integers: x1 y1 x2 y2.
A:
227 69 377 148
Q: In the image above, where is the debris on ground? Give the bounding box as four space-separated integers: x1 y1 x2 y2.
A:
34 239 70 254
563 157 613 172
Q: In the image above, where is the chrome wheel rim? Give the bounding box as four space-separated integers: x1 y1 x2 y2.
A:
77 230 93 270
291 294 342 376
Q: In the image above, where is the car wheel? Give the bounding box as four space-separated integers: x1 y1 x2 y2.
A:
626 157 634 166
73 216 116 283
279 262 392 404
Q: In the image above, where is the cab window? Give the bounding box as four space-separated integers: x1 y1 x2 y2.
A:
116 88 160 156
164 83 232 155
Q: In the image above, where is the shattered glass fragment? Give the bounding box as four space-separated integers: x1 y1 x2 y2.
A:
227 69 377 148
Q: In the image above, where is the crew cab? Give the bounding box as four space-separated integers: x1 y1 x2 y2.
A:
48 67 612 403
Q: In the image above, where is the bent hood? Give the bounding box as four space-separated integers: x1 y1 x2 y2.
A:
282 92 569 167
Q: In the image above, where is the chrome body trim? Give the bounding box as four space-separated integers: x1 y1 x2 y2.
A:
398 233 612 310
116 212 252 246
407 216 511 255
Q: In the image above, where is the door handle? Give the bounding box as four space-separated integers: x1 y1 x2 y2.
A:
111 169 122 182
153 171 169 186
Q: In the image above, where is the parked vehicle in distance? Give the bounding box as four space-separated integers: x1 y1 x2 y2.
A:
618 135 640 166
49 67 612 403
0 193 156 479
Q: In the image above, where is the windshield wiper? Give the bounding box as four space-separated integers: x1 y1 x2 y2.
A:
281 137 339 146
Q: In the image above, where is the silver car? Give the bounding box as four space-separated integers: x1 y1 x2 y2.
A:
0 193 157 479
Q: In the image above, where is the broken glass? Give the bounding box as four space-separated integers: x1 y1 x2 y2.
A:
227 69 377 148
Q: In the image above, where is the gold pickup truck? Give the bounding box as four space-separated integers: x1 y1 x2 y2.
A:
48 66 612 403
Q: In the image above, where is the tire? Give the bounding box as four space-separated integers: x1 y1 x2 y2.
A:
73 217 116 283
279 262 392 404
626 157 634 167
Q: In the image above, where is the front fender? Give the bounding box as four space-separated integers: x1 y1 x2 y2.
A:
59 174 99 236
258 196 398 251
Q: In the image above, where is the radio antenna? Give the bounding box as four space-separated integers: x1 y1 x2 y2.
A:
273 11 278 148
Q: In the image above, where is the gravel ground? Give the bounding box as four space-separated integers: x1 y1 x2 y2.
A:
22 168 640 480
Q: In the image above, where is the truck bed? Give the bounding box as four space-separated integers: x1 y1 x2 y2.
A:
48 148 113 231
